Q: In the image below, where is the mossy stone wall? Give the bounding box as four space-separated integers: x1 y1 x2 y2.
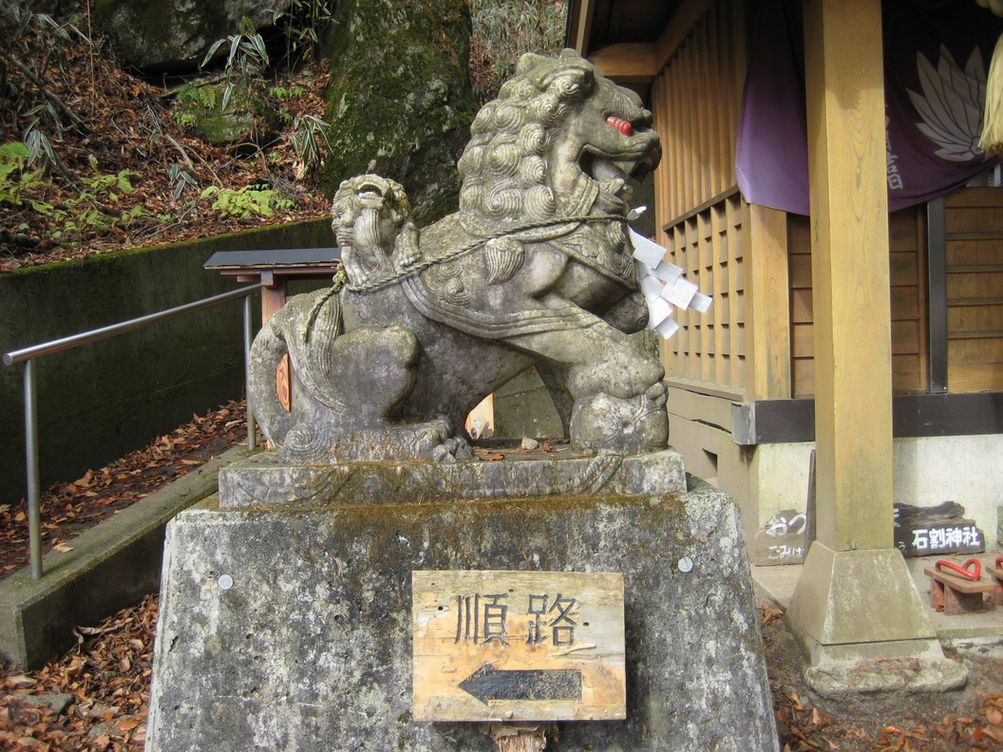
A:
321 0 477 224
0 219 331 504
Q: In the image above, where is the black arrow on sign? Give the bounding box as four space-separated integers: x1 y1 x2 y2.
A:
458 664 582 704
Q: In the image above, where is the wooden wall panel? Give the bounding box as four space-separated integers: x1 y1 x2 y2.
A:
945 188 1003 392
662 191 746 397
788 187 1003 397
788 207 928 397
651 0 745 229
652 0 749 398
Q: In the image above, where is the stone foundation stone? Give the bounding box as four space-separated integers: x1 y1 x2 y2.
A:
787 542 968 696
147 476 777 751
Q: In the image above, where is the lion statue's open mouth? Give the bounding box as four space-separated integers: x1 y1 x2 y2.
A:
248 50 669 462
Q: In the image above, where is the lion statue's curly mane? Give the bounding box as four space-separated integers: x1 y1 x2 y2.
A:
458 61 584 224
457 51 645 231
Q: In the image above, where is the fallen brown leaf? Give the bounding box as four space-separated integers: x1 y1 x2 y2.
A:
116 716 141 731
761 606 784 627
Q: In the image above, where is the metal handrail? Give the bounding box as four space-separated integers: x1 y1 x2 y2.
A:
3 283 263 580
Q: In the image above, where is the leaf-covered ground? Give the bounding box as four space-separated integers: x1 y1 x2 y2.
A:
763 600 1003 751
1 596 999 751
1 0 330 271
0 400 246 577
0 597 155 750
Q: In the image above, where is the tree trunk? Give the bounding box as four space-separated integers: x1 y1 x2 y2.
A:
321 0 477 223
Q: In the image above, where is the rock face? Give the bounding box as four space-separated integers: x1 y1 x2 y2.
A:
94 0 289 72
172 83 281 146
146 478 778 751
320 0 477 223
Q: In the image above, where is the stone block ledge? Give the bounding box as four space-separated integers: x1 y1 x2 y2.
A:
218 447 687 509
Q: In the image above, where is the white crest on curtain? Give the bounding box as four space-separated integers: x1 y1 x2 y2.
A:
907 46 988 162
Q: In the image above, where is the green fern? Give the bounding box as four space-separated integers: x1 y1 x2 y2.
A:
201 185 295 219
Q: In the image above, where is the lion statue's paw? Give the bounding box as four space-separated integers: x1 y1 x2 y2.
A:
428 433 474 463
406 417 473 462
646 381 667 408
354 416 469 462
570 390 669 456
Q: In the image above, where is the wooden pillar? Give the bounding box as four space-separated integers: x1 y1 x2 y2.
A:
745 204 792 536
259 270 288 325
785 0 964 693
803 0 892 552
746 204 791 400
778 1 958 693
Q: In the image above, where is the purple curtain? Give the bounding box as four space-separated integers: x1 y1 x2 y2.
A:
735 0 1001 216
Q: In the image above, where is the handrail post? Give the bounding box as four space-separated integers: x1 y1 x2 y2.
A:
4 282 262 577
243 293 256 450
24 358 43 579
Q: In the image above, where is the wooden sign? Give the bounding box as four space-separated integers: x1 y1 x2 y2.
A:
894 502 985 557
752 508 809 566
412 570 626 722
275 354 292 412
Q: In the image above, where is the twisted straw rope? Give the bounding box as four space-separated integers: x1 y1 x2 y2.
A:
346 212 627 293
302 212 628 341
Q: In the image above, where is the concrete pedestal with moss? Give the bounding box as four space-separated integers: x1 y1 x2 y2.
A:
787 543 968 697
146 469 778 752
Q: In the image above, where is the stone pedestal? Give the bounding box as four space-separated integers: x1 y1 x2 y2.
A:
787 542 968 696
217 448 687 509
147 472 778 751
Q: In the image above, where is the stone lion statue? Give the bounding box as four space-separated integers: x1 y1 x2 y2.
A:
248 49 665 461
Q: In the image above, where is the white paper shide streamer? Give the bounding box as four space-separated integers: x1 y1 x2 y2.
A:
627 213 712 340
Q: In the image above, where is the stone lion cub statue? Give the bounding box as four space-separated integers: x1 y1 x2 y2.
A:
248 49 666 461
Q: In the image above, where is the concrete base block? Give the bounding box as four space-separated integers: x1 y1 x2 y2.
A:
147 477 778 752
787 542 968 696
801 637 968 697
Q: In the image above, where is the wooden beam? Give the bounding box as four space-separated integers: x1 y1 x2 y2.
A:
590 43 656 83
803 0 893 551
732 392 1003 445
570 0 595 56
655 0 713 71
746 204 791 400
926 197 948 392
